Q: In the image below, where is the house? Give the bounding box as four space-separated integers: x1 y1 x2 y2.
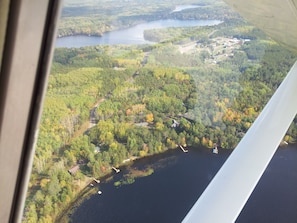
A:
94 146 101 153
171 119 179 128
68 165 80 175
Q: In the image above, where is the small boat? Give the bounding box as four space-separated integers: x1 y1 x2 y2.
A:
98 190 102 195
213 146 218 154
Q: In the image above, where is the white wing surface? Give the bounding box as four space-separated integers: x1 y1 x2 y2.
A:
183 0 297 222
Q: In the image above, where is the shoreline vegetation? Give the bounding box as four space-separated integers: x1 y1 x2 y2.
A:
56 144 193 223
58 1 233 37
23 1 297 222
56 153 158 223
52 142 295 223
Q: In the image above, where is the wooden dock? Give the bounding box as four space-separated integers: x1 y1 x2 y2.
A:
179 145 188 153
93 178 100 183
112 166 120 173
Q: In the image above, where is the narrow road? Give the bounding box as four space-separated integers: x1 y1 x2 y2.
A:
89 98 105 128
208 29 217 38
90 51 150 128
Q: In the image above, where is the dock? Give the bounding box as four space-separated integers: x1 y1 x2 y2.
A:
93 178 100 183
179 145 188 153
112 166 120 173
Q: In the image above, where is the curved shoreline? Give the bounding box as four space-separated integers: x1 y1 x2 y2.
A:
56 19 223 47
56 145 222 222
57 3 221 39
56 141 296 222
58 144 297 223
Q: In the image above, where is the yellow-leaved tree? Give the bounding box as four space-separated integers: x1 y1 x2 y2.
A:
146 113 154 123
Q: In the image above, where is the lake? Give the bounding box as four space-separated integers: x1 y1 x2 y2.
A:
69 145 297 223
55 19 222 48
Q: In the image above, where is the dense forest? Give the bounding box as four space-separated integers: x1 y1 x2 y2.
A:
23 0 297 222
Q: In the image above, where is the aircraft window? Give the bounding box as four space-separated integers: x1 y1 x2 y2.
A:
21 0 297 223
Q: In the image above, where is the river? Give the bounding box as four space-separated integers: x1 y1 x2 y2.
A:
55 19 221 48
69 145 297 223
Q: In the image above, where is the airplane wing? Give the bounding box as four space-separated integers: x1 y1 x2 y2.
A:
224 0 297 52
183 0 297 222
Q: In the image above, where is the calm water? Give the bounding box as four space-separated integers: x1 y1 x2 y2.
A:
55 19 222 48
69 145 297 223
237 145 297 223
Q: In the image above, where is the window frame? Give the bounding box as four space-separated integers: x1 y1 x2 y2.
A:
0 1 62 222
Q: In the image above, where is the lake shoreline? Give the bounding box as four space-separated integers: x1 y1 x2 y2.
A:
58 142 296 222
56 145 218 222
57 3 218 39
55 19 222 47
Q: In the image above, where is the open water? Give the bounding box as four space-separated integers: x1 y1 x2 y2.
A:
70 145 297 223
55 19 221 47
